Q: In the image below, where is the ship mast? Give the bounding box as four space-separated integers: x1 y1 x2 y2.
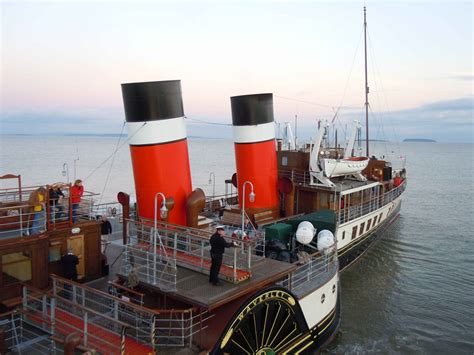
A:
364 6 369 157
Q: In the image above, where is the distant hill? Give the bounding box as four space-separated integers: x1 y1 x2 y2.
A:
403 138 437 142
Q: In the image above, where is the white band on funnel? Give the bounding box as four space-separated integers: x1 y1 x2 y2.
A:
127 116 187 145
233 121 276 144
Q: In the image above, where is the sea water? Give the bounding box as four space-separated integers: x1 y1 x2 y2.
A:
0 135 473 354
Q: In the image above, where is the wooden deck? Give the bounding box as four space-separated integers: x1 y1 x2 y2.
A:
119 254 296 311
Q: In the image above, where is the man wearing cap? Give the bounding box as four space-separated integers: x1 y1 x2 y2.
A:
209 225 235 286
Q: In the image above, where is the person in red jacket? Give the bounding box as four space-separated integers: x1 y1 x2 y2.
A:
71 179 84 222
393 173 402 187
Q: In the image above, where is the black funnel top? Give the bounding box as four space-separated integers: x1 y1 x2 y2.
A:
231 93 274 126
121 80 184 122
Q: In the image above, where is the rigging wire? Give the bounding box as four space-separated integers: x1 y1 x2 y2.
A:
83 121 147 183
274 95 336 109
367 29 404 162
185 115 232 126
332 25 365 126
328 24 365 147
274 95 361 112
96 121 126 207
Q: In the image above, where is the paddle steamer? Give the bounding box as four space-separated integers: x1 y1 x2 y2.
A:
0 80 341 354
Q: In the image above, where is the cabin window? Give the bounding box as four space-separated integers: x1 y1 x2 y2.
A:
342 231 345 240
351 226 357 240
49 245 62 262
359 223 365 236
282 156 288 166
367 219 372 231
1 251 32 285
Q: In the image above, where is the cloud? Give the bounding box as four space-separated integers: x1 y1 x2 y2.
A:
413 97 473 112
0 106 125 135
1 97 472 143
294 97 473 143
451 75 474 81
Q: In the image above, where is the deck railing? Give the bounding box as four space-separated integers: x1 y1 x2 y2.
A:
279 168 312 186
124 218 259 289
0 184 102 239
22 284 126 354
203 193 239 213
0 310 61 354
279 168 407 225
337 180 406 224
277 246 338 298
50 275 210 349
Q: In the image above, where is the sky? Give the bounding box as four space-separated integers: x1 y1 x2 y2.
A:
0 1 472 143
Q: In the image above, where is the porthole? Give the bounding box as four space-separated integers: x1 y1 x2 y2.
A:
321 293 326 303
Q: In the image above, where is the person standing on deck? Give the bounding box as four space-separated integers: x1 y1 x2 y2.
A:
61 248 79 281
71 179 84 222
209 226 236 286
393 173 402 187
28 186 47 235
100 215 112 253
49 183 66 222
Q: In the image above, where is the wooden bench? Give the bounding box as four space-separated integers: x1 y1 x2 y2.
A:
221 210 242 226
254 210 274 227
1 296 23 310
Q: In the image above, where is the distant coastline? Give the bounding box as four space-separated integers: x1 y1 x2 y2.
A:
403 138 437 142
1 133 218 140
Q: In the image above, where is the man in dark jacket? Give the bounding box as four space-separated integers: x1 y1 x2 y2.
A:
61 249 79 281
100 215 113 253
209 225 235 286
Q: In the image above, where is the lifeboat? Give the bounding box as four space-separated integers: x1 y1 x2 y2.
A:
322 156 369 178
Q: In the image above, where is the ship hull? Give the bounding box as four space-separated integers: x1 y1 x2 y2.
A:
336 196 402 271
211 273 340 354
